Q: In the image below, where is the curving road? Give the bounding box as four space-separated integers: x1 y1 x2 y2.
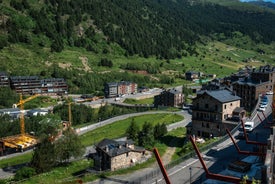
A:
88 95 273 184
0 110 191 180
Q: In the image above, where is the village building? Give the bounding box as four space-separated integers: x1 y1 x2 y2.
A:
93 139 151 171
0 108 21 119
0 72 9 87
104 81 138 98
154 89 183 107
191 89 243 138
232 65 275 111
9 76 68 95
185 71 201 81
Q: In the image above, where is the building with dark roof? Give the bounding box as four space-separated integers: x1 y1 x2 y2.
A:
231 65 275 111
191 89 242 138
185 71 201 81
154 89 183 107
93 139 150 171
0 72 9 87
0 108 21 119
232 79 269 111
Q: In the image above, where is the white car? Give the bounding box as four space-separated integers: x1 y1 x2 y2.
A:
266 91 273 95
258 106 266 112
260 103 267 108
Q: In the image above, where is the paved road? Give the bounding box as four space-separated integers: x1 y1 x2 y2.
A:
88 96 273 184
76 110 189 136
0 110 191 180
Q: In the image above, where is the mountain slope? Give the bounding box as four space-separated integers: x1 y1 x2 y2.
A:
0 0 275 94
1 0 275 58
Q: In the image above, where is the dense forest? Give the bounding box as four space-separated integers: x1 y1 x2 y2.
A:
1 0 275 58
1 0 275 94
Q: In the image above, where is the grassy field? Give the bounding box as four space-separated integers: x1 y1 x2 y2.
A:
18 126 186 184
0 113 183 182
123 97 154 105
1 37 274 88
80 113 183 146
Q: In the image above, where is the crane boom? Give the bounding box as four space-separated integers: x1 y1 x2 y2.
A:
13 94 40 135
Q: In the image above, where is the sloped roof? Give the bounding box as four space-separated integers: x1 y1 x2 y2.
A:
96 138 145 157
198 89 241 103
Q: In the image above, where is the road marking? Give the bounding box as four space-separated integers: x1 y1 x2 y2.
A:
152 159 198 184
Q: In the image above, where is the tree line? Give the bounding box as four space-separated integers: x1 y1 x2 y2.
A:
126 118 167 148
1 0 275 58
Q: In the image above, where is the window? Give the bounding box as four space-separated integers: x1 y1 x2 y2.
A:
202 122 204 127
205 104 209 109
215 105 218 111
230 103 232 106
206 123 209 128
224 105 227 109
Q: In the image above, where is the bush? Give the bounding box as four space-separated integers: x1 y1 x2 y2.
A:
14 166 36 181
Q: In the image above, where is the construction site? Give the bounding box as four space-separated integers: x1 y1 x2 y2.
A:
0 94 39 153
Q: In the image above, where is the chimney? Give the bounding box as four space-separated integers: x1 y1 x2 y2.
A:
105 145 109 152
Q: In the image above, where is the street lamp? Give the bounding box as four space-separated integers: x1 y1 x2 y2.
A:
189 167 192 184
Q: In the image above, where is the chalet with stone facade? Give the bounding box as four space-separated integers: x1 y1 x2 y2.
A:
93 139 151 171
191 89 242 138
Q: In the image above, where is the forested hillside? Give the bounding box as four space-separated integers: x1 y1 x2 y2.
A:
1 0 275 94
1 0 275 57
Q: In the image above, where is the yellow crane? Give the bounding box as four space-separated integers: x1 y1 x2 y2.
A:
13 94 40 135
0 94 40 152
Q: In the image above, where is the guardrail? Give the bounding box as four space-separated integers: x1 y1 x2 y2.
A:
129 124 241 184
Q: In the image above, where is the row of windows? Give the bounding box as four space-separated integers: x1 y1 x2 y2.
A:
201 122 220 129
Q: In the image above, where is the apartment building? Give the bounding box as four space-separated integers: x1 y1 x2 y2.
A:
191 89 241 138
232 65 275 111
154 89 183 107
10 76 68 95
104 81 138 98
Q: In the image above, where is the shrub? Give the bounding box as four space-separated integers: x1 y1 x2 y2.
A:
14 166 36 181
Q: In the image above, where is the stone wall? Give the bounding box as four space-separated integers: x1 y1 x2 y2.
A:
110 151 149 171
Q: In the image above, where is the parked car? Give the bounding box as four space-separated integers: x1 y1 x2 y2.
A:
262 95 268 100
258 106 266 112
260 103 267 108
266 91 274 95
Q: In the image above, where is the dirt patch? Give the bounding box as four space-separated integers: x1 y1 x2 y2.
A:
161 70 178 75
45 61 52 66
79 56 92 72
59 62 72 69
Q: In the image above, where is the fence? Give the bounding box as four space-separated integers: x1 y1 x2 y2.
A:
128 125 240 184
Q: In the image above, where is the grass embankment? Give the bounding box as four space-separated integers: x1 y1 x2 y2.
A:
0 113 184 183
123 97 154 105
80 113 183 146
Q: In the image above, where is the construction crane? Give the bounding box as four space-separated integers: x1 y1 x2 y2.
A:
13 93 40 135
0 94 40 152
